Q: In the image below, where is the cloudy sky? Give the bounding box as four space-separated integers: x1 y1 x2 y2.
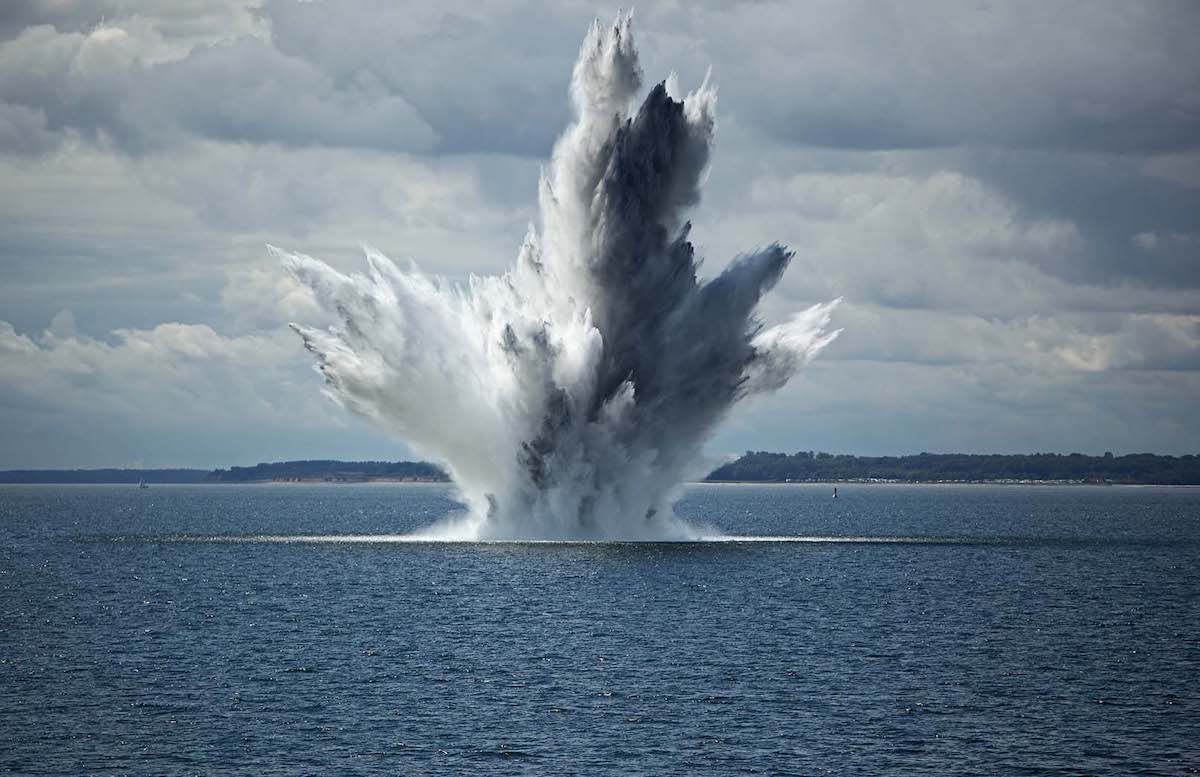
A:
1 0 1197 468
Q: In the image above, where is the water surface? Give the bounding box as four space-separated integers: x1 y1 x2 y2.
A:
2 483 1197 774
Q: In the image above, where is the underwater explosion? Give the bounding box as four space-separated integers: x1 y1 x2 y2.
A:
274 15 841 540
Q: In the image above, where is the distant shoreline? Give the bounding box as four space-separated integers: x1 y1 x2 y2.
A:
3 450 1197 485
697 480 1200 487
4 479 1199 489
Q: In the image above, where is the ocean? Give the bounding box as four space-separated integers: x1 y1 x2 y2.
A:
1 483 1197 774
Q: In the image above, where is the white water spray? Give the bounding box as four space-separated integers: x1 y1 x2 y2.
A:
274 15 841 540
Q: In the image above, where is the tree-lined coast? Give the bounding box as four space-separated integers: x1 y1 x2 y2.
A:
3 451 1199 485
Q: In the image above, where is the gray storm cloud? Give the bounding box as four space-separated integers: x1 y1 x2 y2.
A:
274 15 840 539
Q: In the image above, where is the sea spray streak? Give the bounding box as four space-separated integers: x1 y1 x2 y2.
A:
274 15 841 540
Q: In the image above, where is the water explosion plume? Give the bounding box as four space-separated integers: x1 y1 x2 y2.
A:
274 15 841 540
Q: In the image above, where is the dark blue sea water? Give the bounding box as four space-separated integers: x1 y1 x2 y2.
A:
2 483 1198 775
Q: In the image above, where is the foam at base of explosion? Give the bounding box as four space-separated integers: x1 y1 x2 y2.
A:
277 14 840 540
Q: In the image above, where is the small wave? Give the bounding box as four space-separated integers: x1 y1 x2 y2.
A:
701 535 994 544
